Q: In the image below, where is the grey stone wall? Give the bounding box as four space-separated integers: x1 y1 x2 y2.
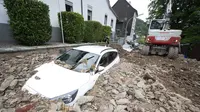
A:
0 23 62 44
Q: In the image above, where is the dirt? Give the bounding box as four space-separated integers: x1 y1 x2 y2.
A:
111 44 200 108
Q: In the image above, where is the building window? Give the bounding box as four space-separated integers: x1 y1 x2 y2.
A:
87 5 92 21
111 19 113 28
104 15 108 25
65 1 73 12
88 10 92 20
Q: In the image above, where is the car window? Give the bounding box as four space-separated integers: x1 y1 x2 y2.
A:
99 52 109 67
55 49 99 73
99 51 118 67
108 52 118 64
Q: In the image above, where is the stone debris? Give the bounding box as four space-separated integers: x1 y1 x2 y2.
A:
0 45 200 112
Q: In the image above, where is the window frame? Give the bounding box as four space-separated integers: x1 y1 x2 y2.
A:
104 15 108 25
65 0 73 12
111 19 113 28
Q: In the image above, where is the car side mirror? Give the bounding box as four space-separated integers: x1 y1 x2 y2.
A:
98 66 105 72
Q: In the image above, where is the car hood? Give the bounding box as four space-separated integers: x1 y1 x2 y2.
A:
23 61 90 98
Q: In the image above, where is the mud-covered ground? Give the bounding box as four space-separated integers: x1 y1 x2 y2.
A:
0 44 200 112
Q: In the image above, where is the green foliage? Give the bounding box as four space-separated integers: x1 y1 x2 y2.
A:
102 26 112 37
137 36 145 44
181 36 200 44
148 0 200 43
83 21 103 42
4 0 52 46
58 12 84 43
135 18 148 37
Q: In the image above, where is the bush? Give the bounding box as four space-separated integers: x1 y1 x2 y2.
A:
4 0 52 46
58 12 84 43
102 26 112 41
138 36 145 44
83 21 103 42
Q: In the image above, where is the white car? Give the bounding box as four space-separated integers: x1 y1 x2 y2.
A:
22 45 120 106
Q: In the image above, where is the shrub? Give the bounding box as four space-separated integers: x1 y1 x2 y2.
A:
138 36 146 44
4 0 52 46
102 26 112 37
83 21 103 42
58 12 84 43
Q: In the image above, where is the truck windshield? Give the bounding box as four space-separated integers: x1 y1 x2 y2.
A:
55 49 99 73
150 20 164 30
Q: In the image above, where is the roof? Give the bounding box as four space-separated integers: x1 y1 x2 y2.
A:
112 0 138 21
106 0 119 19
73 45 115 55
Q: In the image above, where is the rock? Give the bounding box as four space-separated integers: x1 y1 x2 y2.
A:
137 80 145 88
155 109 161 112
134 89 145 101
9 79 18 89
108 104 114 112
73 104 81 112
159 95 165 102
105 86 112 91
114 105 127 112
0 75 15 92
159 107 166 112
112 89 119 94
168 100 176 107
99 104 114 112
188 105 200 112
0 98 3 108
103 80 108 85
146 92 154 99
76 96 94 105
110 99 117 106
115 92 126 100
116 99 130 105
16 55 24 59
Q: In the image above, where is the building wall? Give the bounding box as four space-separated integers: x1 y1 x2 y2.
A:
81 0 116 32
0 0 116 43
112 0 138 37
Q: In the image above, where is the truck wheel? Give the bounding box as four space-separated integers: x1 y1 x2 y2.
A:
168 47 179 59
141 45 150 55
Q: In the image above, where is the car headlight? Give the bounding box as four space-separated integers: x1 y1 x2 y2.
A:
51 89 78 104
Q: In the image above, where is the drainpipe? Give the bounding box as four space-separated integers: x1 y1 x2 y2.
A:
58 0 65 43
81 0 83 15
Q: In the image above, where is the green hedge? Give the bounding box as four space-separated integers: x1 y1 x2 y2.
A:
4 0 52 46
58 12 84 43
83 21 103 42
103 26 112 37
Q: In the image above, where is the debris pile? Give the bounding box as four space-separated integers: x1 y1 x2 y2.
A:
78 61 200 112
0 49 70 112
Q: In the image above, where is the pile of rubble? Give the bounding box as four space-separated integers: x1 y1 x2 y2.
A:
0 45 199 112
0 50 71 112
76 59 200 112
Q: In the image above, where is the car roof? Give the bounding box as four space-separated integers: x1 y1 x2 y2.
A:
73 45 116 55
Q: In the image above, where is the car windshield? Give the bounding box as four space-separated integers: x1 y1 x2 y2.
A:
55 49 99 73
150 20 164 30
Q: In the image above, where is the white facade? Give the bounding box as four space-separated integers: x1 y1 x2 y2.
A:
42 0 117 32
0 0 9 24
0 0 117 43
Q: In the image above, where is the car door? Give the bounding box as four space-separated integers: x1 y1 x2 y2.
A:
98 51 118 73
87 52 110 89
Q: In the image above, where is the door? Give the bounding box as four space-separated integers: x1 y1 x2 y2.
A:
88 51 119 89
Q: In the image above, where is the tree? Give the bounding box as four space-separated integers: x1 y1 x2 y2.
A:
148 0 200 43
135 18 148 37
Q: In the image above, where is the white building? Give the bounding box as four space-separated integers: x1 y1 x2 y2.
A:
0 0 117 43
